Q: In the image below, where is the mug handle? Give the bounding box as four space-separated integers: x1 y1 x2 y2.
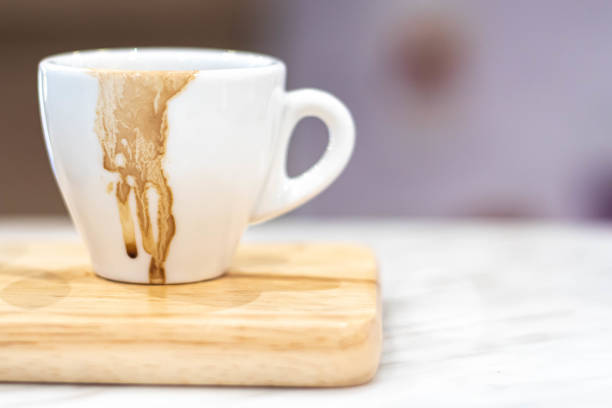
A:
250 89 355 223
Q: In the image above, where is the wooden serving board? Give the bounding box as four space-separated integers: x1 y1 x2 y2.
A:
0 241 381 387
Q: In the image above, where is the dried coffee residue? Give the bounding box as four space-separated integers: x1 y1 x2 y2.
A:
92 70 195 284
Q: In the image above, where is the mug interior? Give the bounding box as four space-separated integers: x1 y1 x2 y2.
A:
41 48 280 71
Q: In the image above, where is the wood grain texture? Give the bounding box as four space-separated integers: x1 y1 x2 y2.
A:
0 241 381 386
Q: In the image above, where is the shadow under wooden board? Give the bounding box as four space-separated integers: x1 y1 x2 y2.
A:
0 241 381 387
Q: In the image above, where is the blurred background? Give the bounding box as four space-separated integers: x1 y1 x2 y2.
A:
2 0 612 219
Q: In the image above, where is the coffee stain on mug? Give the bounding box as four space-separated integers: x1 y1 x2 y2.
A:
92 70 196 284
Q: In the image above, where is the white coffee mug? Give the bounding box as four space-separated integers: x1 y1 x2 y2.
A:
38 48 354 284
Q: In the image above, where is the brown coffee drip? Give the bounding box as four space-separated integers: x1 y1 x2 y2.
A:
92 70 195 284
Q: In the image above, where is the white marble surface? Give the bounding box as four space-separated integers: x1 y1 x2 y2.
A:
2 217 612 407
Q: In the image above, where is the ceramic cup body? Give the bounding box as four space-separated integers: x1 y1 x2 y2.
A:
38 48 354 284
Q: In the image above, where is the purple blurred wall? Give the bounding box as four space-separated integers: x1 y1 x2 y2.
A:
3 0 612 219
262 0 612 218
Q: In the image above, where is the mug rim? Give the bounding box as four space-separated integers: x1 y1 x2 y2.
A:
39 47 284 73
